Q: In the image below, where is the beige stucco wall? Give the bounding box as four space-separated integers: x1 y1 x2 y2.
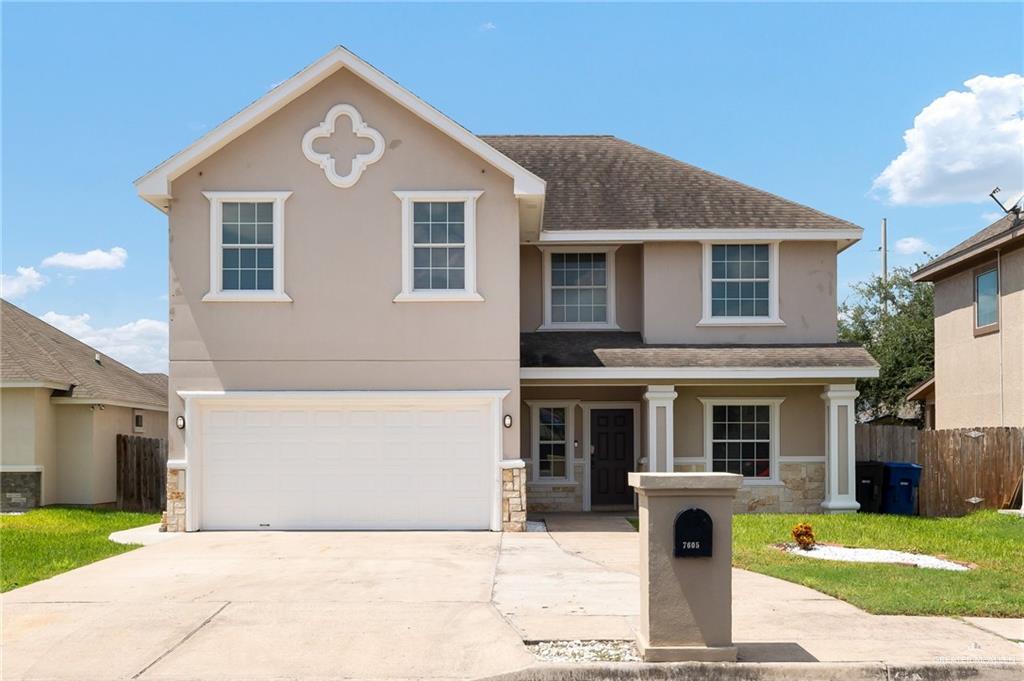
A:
933 246 1024 428
55 404 95 504
519 244 643 332
91 406 168 504
0 388 58 504
168 67 521 462
642 241 838 344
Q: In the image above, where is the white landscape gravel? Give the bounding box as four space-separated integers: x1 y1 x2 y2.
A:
786 545 971 571
527 640 640 662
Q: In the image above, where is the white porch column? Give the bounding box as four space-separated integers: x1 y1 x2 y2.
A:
820 384 860 513
644 386 678 472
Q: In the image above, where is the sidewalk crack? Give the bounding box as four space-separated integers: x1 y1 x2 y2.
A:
132 601 230 678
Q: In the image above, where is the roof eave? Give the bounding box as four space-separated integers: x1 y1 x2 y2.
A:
912 226 1024 282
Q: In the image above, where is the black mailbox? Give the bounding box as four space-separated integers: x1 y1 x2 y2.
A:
674 507 713 557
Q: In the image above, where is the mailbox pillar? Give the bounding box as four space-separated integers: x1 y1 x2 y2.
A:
628 472 743 662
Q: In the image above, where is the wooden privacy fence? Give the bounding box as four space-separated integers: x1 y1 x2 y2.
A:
854 425 1024 516
116 434 168 513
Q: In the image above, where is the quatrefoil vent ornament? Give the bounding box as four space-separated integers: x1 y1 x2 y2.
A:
301 103 385 188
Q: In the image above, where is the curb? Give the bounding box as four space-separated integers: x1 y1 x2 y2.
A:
475 661 1024 681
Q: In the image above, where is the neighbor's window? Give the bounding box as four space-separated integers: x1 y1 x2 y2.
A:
413 201 466 291
710 244 770 317
710 404 771 478
551 253 608 323
537 407 568 479
133 409 144 434
975 266 999 331
221 202 274 291
202 191 292 302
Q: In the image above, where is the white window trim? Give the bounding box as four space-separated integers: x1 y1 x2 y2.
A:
132 409 145 434
393 190 484 302
202 191 293 303
538 245 620 330
698 241 783 327
527 400 577 484
699 397 784 485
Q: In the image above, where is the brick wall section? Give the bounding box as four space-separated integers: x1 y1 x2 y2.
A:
1 472 41 511
161 469 186 532
525 461 585 512
501 465 527 531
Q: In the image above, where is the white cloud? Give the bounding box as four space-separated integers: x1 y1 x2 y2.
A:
479 21 496 31
0 266 47 300
873 74 1024 205
893 237 932 255
41 246 127 270
41 311 168 373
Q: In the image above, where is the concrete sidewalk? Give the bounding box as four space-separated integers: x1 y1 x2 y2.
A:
492 513 1024 665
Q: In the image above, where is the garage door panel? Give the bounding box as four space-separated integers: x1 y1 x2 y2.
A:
200 398 495 530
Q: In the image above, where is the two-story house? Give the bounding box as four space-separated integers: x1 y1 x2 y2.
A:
909 212 1023 429
136 47 877 532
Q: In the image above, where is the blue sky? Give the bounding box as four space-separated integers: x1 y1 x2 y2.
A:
3 2 1022 372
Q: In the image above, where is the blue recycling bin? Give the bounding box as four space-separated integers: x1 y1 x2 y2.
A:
881 462 922 515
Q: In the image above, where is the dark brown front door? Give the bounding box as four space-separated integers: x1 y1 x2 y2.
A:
590 409 634 506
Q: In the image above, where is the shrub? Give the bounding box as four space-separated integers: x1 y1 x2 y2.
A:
792 522 816 550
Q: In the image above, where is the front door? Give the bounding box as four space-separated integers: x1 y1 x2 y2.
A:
590 409 634 506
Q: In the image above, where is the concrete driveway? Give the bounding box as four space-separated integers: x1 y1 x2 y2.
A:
4 516 1022 680
2 531 533 681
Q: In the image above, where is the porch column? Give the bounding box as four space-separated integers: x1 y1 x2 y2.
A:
820 384 859 513
644 386 677 472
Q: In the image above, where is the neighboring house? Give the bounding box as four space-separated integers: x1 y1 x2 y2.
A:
0 300 168 510
136 46 877 532
911 212 1024 429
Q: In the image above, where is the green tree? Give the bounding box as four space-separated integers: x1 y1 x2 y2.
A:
839 266 934 420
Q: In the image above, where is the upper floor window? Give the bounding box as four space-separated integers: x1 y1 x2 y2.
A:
394 190 483 302
974 264 999 335
202 191 292 303
540 246 618 330
700 242 782 326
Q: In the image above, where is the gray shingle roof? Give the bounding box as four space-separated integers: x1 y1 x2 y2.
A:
913 212 1024 280
521 332 878 369
1 300 167 410
481 135 858 232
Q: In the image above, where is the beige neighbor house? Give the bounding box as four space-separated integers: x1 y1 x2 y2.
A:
910 212 1024 429
0 300 168 510
136 46 878 533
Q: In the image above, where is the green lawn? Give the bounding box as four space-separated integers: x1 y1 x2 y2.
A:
0 507 160 592
628 511 1024 617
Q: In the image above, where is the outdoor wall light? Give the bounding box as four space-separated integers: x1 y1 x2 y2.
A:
176 416 186 430
503 414 513 428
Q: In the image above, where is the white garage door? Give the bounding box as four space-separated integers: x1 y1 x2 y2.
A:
196 394 499 530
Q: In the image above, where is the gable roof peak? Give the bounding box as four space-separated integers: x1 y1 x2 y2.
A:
135 46 544 211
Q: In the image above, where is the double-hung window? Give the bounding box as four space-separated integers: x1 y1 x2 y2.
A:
974 264 999 335
529 402 575 482
700 242 781 325
541 246 618 329
700 398 783 482
202 191 292 302
394 191 483 302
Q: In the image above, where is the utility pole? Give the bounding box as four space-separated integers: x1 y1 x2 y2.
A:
881 218 888 285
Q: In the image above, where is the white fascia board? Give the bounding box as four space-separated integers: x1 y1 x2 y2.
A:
50 397 168 412
520 366 880 380
537 228 863 247
176 389 511 405
136 47 544 210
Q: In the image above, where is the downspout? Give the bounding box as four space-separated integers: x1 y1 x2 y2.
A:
997 249 1004 426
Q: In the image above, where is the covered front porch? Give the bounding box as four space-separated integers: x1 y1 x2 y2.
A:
519 332 880 515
